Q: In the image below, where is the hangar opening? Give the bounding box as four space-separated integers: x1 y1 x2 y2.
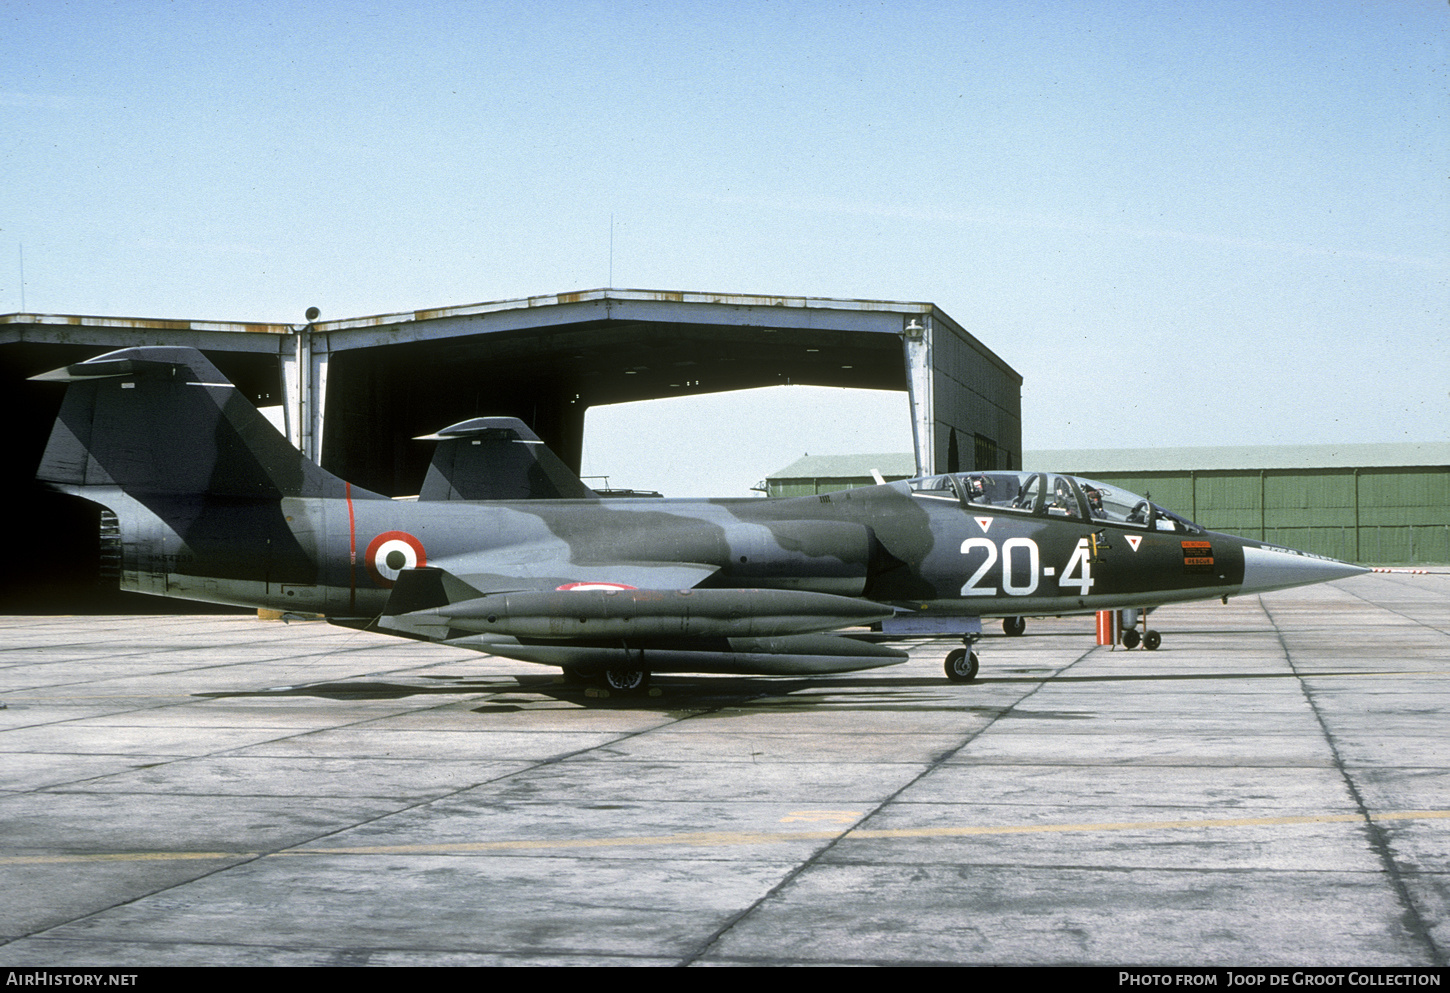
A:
580 385 916 498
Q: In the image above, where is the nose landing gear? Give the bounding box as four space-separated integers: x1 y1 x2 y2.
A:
1118 609 1161 650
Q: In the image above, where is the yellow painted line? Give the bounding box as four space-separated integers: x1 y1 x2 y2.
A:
283 830 846 855
850 809 1450 840
0 851 255 865
4 809 1446 866
780 809 862 824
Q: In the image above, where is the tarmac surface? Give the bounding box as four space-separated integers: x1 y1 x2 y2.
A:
0 573 1446 967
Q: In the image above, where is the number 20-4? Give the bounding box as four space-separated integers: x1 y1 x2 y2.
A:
960 537 1094 597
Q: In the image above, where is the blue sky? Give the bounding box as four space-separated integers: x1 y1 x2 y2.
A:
4 1 1446 495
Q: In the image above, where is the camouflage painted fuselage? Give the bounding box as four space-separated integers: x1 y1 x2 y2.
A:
89 478 1258 620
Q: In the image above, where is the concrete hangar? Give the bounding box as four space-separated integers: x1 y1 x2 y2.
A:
2 288 1023 609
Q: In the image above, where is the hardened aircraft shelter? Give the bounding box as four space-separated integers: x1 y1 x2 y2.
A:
1 288 1022 607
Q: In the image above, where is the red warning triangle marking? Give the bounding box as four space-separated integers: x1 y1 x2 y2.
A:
1125 535 1142 552
975 517 993 533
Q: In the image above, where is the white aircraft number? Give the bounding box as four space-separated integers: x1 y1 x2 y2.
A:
960 537 1095 597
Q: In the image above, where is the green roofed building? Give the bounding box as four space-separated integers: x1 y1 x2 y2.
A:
761 454 920 497
763 443 1450 566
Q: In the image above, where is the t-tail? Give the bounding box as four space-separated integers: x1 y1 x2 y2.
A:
32 346 385 609
34 346 353 500
415 417 597 501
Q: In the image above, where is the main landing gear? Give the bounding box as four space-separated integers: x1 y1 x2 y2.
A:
567 666 653 695
602 667 651 693
944 633 981 682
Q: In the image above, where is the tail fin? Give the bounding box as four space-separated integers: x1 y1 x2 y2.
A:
33 346 357 499
416 417 597 501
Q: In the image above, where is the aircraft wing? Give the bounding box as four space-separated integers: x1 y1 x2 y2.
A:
375 555 721 639
430 549 722 597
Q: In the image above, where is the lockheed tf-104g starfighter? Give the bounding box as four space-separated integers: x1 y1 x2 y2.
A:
33 347 1367 691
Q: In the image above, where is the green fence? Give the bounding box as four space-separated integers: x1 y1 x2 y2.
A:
1085 467 1449 565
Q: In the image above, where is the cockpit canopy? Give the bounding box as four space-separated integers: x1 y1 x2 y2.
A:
908 471 1203 534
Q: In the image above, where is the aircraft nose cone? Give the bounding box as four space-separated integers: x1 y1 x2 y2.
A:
1240 543 1370 595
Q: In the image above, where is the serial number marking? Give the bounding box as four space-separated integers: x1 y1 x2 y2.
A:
960 537 1094 597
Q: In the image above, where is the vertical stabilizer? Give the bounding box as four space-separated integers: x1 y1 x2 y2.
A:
32 346 363 499
416 417 597 501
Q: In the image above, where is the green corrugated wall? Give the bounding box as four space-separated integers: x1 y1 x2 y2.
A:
1083 467 1449 565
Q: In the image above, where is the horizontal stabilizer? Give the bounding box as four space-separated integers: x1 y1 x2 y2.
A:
30 354 176 382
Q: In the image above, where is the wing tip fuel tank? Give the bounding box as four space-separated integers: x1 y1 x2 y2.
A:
385 586 896 640
448 632 910 675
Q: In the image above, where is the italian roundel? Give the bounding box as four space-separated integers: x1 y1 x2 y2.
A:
365 531 427 587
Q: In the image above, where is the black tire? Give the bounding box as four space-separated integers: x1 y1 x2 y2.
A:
1143 630 1162 651
1121 628 1141 649
603 668 650 693
1002 616 1026 637
944 648 979 682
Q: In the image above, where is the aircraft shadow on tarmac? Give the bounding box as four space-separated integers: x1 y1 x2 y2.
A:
184 663 1372 715
194 672 1017 713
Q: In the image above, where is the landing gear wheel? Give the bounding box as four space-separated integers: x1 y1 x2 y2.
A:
602 668 650 693
944 648 980 683
1002 616 1026 637
1121 629 1141 649
1142 630 1161 651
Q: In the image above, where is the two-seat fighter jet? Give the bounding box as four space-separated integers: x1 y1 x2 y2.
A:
33 347 1368 691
